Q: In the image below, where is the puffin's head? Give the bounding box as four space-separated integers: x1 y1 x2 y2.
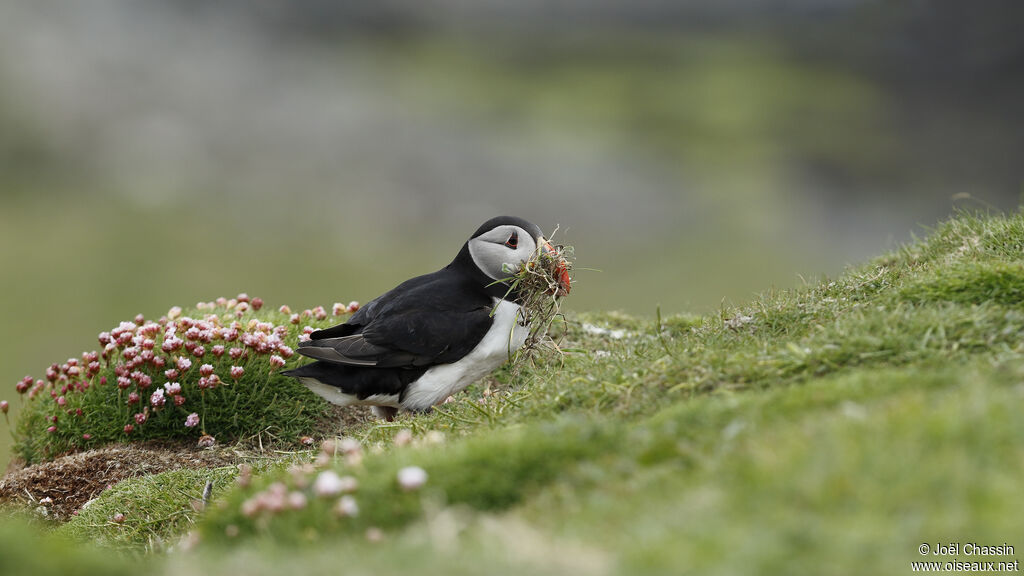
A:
466 216 571 297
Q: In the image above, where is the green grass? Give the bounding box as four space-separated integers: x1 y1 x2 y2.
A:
55 466 239 553
6 210 1024 575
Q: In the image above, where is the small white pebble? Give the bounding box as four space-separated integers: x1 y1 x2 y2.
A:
397 466 428 492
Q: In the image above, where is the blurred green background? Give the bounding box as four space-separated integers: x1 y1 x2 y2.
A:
1 1 1022 465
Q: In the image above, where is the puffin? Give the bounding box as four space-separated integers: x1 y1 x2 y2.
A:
282 216 571 420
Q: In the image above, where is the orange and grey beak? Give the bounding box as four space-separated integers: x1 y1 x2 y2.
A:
541 240 571 297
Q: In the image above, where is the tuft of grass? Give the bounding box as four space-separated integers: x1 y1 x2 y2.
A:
56 466 239 553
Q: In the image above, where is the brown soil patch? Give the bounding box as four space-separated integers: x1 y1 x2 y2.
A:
0 444 240 520
0 405 376 521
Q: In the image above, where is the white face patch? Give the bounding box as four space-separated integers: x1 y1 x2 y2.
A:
467 225 540 282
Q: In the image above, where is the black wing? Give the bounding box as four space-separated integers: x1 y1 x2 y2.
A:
296 269 494 368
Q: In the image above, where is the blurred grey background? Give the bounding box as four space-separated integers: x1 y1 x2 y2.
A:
1 1 1022 459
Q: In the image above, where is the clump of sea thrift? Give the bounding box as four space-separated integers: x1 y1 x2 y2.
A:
11 294 360 463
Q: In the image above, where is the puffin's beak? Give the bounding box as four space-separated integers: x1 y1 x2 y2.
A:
541 240 571 296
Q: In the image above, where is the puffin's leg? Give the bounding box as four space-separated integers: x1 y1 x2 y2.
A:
371 406 399 421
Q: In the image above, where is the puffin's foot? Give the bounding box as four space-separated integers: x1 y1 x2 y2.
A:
371 406 399 421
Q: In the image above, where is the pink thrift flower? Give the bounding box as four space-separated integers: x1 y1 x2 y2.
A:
333 303 346 316
112 512 126 523
229 347 246 360
334 495 359 518
278 345 295 359
288 491 308 510
133 372 152 389
98 332 112 346
173 394 187 407
82 433 92 440
164 382 182 395
192 345 206 358
164 369 179 381
212 345 226 358
313 306 327 320
150 389 166 408
127 392 140 405
0 400 8 414
200 364 214 377
177 357 192 372
184 412 200 428
313 471 358 498
162 336 183 353
197 434 216 448
124 424 134 434
279 305 292 314
251 297 263 311
289 313 301 325
168 306 182 320
134 412 148 425
269 355 286 370
47 426 57 433
117 376 132 390
134 313 145 325
347 301 360 313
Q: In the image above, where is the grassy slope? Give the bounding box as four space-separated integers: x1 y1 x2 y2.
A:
8 211 1024 575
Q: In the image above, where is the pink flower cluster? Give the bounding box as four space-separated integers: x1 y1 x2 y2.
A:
239 439 362 520
14 294 357 443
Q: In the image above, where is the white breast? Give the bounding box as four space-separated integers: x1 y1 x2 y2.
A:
401 299 528 411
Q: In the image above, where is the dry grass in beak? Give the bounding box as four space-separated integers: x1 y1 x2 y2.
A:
492 238 575 364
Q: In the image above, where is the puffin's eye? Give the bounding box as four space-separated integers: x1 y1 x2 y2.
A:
504 231 519 249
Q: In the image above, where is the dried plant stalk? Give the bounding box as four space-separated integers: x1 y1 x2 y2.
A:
493 238 575 364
